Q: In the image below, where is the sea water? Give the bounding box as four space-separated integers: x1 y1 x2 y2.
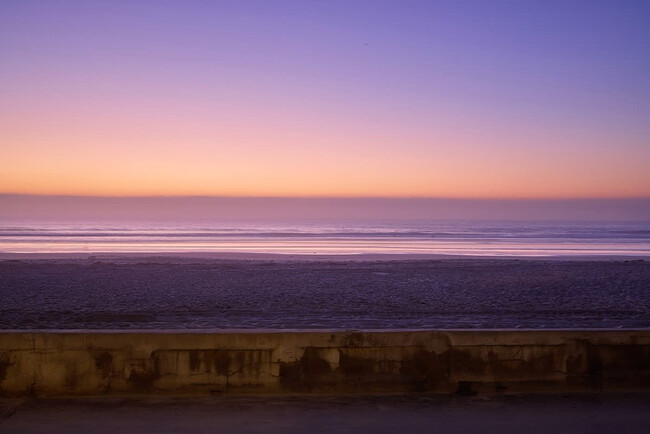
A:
1 219 649 256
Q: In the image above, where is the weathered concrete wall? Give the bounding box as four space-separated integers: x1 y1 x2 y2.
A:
1 330 649 396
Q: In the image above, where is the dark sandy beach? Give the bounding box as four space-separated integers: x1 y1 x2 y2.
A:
1 256 648 329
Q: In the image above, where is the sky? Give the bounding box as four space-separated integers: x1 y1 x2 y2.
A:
1 0 649 199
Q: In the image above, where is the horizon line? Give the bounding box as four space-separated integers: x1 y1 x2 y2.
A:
2 193 650 201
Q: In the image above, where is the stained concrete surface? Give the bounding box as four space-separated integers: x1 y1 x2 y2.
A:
1 394 649 433
3 331 649 395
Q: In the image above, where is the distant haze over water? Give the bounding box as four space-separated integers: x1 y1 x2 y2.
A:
2 195 649 221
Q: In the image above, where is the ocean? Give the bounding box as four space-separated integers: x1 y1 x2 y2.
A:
1 219 649 256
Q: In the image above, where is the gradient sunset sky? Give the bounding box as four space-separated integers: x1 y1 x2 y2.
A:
1 0 649 198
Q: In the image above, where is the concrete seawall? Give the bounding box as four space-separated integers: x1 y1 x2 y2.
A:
1 330 649 396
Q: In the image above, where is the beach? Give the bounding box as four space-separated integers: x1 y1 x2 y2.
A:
2 255 648 330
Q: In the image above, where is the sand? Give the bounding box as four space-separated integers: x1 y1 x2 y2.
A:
1 255 648 329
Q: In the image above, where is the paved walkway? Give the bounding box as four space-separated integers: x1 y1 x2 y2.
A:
2 394 650 433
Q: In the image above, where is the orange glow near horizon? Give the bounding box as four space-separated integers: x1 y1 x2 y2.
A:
2 107 648 199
